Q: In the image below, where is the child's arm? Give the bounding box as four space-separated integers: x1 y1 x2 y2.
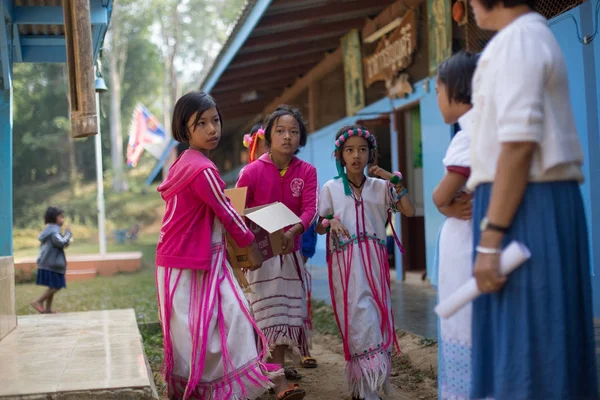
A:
433 170 469 208
438 193 472 220
192 168 254 248
299 166 319 234
315 217 327 235
50 228 72 249
316 184 331 236
369 166 415 217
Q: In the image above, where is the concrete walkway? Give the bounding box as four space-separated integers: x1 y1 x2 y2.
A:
0 309 157 399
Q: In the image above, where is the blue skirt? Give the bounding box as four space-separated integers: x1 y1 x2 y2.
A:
471 181 598 400
36 269 66 289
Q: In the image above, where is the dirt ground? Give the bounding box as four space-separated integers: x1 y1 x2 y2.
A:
260 333 438 400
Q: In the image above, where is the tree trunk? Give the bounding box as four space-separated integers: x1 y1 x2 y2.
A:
107 44 128 192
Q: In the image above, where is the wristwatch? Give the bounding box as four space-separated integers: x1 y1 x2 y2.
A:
480 217 509 234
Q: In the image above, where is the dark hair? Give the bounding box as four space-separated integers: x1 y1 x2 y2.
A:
334 124 378 166
264 105 307 154
171 91 223 143
249 123 262 136
475 0 536 10
437 51 479 105
44 207 64 224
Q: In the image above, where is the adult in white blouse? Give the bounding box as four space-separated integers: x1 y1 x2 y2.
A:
468 1 598 399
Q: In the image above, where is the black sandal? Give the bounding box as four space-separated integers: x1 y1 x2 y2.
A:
284 367 302 380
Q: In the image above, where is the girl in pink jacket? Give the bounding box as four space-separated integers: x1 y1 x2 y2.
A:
155 92 279 400
236 105 317 400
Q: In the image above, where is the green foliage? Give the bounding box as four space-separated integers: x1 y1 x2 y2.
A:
13 167 163 230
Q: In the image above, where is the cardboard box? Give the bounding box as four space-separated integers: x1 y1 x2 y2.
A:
224 187 301 269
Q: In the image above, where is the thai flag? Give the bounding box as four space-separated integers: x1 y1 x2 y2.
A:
126 104 168 167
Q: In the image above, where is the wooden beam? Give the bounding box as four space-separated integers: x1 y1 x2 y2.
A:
266 0 331 14
219 55 322 83
220 101 268 117
308 80 317 133
262 48 342 117
255 0 390 34
212 76 294 94
231 39 339 68
242 18 366 52
214 88 283 107
362 0 424 39
216 65 311 90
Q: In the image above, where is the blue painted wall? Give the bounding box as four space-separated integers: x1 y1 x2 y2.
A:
549 3 600 316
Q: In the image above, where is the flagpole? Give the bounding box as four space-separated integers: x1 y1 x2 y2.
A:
95 92 107 255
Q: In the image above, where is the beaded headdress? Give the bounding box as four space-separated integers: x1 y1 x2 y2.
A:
243 127 265 163
334 127 377 196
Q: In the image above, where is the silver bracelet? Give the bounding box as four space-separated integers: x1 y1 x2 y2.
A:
476 246 502 255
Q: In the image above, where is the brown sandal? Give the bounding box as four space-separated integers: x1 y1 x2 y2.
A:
276 384 306 400
300 356 318 368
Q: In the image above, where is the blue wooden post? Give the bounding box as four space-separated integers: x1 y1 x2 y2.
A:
0 2 13 257
0 85 12 257
390 112 404 280
420 78 452 286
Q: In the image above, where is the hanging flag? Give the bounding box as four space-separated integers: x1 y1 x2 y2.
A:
126 104 168 167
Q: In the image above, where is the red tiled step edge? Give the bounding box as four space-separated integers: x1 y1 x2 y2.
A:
14 252 143 282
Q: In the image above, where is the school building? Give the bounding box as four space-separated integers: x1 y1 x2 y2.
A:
146 0 600 315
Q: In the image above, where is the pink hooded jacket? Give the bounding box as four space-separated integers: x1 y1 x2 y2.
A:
236 153 318 252
156 150 254 270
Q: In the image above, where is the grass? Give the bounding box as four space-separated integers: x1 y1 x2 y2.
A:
311 300 341 338
15 267 159 323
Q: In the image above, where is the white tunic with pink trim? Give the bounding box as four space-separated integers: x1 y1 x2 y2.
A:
156 217 280 400
319 177 401 398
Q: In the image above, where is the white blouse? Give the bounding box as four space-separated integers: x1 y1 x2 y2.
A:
467 12 584 191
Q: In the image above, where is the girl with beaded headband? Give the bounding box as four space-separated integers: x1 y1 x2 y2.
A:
317 125 415 400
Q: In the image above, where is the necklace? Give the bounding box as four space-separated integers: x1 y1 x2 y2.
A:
348 175 366 189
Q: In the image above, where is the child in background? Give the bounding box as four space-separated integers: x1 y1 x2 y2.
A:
236 105 318 400
317 125 414 400
31 206 72 314
432 51 478 400
155 91 279 400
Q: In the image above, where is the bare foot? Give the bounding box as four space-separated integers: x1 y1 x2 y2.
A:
31 302 44 313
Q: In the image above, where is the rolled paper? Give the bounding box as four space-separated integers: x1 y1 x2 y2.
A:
434 241 531 319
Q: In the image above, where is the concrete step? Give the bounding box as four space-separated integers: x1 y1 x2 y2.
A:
66 268 98 282
0 309 158 399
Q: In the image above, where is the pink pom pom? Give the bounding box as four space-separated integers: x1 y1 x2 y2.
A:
365 131 371 138
321 219 330 228
335 140 341 148
393 171 403 180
